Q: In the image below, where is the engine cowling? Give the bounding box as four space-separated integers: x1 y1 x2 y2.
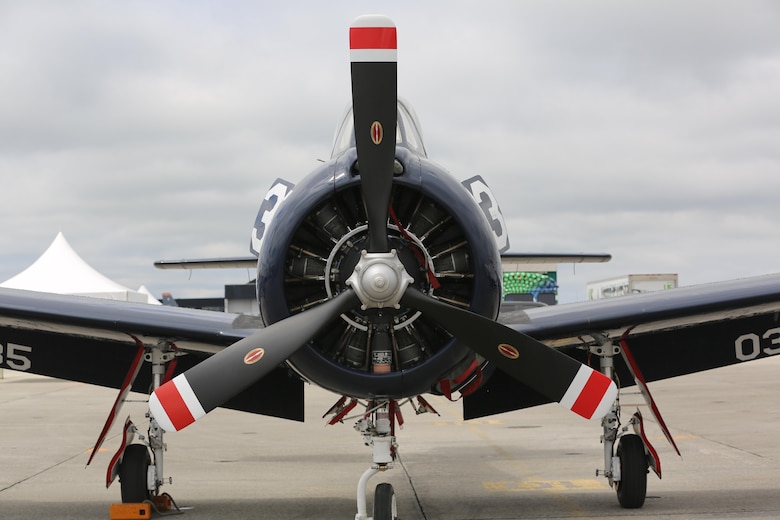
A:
256 146 502 399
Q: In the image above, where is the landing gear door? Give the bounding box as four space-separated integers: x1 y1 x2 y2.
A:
462 175 510 253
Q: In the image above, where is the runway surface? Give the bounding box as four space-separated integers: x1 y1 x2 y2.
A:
1 356 779 519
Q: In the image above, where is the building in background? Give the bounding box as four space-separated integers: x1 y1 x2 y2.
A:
587 274 678 300
167 282 257 314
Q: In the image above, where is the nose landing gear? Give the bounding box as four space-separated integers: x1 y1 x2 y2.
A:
325 396 438 520
352 401 398 520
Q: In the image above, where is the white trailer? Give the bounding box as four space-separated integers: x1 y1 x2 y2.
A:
587 274 678 300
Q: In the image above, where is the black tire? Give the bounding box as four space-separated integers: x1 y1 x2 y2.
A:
119 444 151 503
373 482 397 520
615 434 648 508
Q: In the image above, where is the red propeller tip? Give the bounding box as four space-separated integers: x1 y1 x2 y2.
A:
149 374 206 432
560 366 618 420
350 15 396 63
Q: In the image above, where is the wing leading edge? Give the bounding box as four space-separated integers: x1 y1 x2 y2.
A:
0 287 304 421
466 273 780 419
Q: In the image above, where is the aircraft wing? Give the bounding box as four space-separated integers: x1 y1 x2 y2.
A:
153 256 257 269
149 253 612 271
465 273 780 419
501 253 611 264
0 287 304 421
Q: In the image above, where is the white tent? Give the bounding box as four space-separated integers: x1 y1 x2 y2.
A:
1 232 161 304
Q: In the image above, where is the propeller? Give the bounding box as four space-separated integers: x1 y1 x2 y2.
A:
401 288 617 420
148 290 359 432
148 15 616 433
349 14 397 253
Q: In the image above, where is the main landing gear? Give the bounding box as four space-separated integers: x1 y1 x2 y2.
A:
90 341 182 514
590 338 668 509
117 345 176 505
324 395 438 520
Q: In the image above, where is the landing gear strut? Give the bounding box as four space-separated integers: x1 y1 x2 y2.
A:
140 345 174 499
326 396 439 520
591 341 650 509
353 401 398 520
98 342 179 505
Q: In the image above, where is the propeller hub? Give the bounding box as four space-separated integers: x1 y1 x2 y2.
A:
346 249 413 310
362 263 395 298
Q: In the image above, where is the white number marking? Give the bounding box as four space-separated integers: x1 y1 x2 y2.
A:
735 327 780 361
0 343 33 371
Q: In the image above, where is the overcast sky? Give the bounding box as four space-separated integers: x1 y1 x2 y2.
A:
2 1 779 304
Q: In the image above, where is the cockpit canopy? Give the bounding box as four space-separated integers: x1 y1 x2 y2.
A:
331 98 427 159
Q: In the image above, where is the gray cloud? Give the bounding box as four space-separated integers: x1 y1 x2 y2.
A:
1 1 779 304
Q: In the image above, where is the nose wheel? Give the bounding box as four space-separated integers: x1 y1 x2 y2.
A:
373 482 397 520
324 398 406 520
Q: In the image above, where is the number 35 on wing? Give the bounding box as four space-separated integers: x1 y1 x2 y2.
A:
0 342 33 371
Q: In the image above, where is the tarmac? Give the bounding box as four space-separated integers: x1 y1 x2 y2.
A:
1 356 779 519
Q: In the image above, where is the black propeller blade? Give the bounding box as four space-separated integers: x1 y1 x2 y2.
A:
148 15 402 434
401 288 617 420
350 15 397 253
149 290 359 432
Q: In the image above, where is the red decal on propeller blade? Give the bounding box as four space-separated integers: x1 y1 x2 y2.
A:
349 27 397 50
154 379 196 431
350 16 397 63
570 371 614 419
497 343 520 360
559 365 616 420
244 347 265 365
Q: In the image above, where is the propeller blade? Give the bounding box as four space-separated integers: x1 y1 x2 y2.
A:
149 290 360 432
350 15 397 253
401 288 617 420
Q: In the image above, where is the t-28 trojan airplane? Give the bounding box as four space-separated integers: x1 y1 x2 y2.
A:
2 15 780 519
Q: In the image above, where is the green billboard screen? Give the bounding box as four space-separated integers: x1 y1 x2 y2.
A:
502 271 558 302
